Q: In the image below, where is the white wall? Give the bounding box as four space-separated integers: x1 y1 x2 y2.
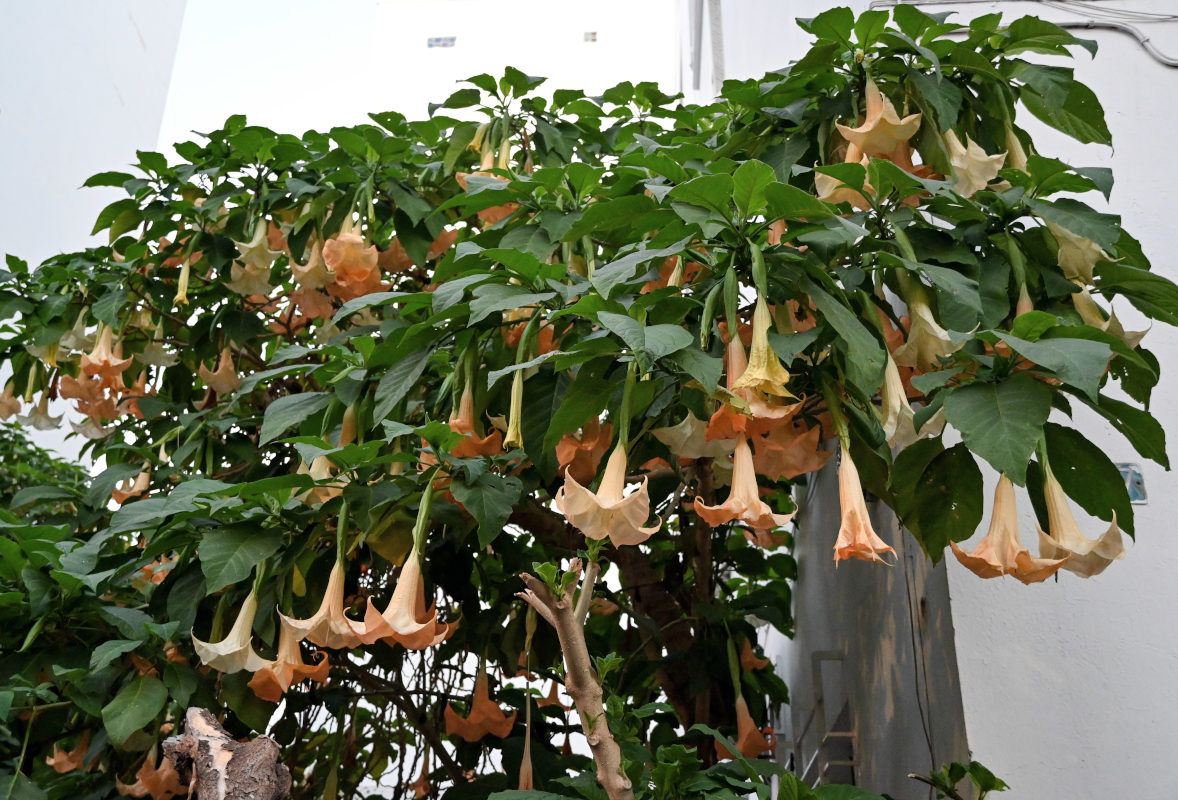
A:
697 2 1178 798
0 1 187 457
158 0 682 147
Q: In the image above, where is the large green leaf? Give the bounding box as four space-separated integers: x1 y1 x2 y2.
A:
1081 392 1169 468
666 173 734 218
373 347 432 421
259 392 331 445
764 182 836 221
993 332 1111 400
732 159 775 217
1027 197 1120 251
802 281 886 394
910 444 984 560
1096 262 1178 327
199 527 282 593
101 676 168 747
450 473 524 548
942 374 1052 483
1021 79 1110 145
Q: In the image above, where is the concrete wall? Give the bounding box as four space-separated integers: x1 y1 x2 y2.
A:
774 449 970 798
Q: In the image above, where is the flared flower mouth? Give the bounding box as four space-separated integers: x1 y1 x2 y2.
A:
694 438 795 541
1037 461 1125 578
951 474 1067 584
833 443 896 564
554 444 661 547
444 669 518 742
834 79 922 157
191 587 269 674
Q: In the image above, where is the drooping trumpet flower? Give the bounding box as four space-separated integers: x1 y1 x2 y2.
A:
950 475 1068 584
891 282 962 373
943 130 1006 197
80 325 132 385
278 559 362 649
555 444 660 547
114 747 186 800
1037 461 1126 577
879 355 944 449
751 421 831 481
246 616 331 703
557 418 615 484
191 588 269 674
694 438 795 545
731 297 794 400
198 347 240 395
715 696 776 760
833 443 896 564
653 412 735 461
443 669 517 742
359 549 456 649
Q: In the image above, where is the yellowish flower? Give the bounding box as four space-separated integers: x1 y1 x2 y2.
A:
503 370 525 451
1072 286 1147 348
1045 220 1108 285
555 444 660 546
224 261 274 297
833 443 896 563
1037 461 1126 577
278 559 362 649
943 130 1006 197
234 219 282 272
835 79 922 157
879 355 944 449
291 241 331 289
950 475 1068 584
731 297 793 399
892 284 962 372
653 412 736 460
191 588 269 673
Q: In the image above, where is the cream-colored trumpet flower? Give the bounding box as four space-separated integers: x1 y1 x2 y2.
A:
359 550 456 649
879 355 944 449
225 260 274 297
112 466 151 504
191 588 269 673
1045 220 1108 285
653 412 736 460
892 283 962 372
694 438 795 539
234 219 282 272
503 370 525 451
835 79 922 157
278 559 362 649
555 444 660 546
833 443 896 563
731 297 794 400
951 475 1068 583
944 130 1006 197
59 310 94 353
1037 461 1126 577
291 242 331 289
295 455 344 507
198 347 241 395
1072 286 1147 348
246 616 331 703
17 393 62 431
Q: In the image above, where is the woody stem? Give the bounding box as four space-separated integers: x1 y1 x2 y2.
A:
517 573 635 800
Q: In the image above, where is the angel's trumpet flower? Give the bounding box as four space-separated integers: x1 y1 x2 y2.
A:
1037 461 1126 577
555 444 660 547
833 443 896 564
879 355 944 449
944 130 1006 197
835 79 922 157
278 560 362 649
444 669 517 741
694 438 795 543
731 297 793 400
951 475 1068 584
247 616 331 703
191 588 269 673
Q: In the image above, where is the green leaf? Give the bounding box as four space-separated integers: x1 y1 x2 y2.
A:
1027 198 1120 251
590 237 691 299
667 174 734 218
802 281 886 395
798 6 854 44
91 639 140 671
943 374 1053 483
373 347 432 422
907 68 962 130
1021 79 1110 145
1043 422 1134 536
199 527 282 593
82 170 135 188
672 348 723 394
450 473 523 548
909 444 984 560
469 284 555 324
259 392 331 445
732 159 775 217
763 182 836 221
1096 262 1178 327
993 332 1111 400
101 676 167 747
1081 393 1169 468
543 372 613 451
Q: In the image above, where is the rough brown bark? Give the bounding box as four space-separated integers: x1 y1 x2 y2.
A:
164 708 291 800
518 571 635 800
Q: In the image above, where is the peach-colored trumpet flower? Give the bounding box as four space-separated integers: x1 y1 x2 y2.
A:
716 696 775 760
557 418 614 484
751 421 831 481
951 475 1068 584
833 443 896 564
444 669 517 742
45 731 90 774
114 747 186 800
112 466 151 505
324 231 383 300
555 444 661 546
359 552 456 649
247 616 331 703
835 79 922 157
81 325 132 385
694 438 795 541
278 560 363 649
198 347 240 395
